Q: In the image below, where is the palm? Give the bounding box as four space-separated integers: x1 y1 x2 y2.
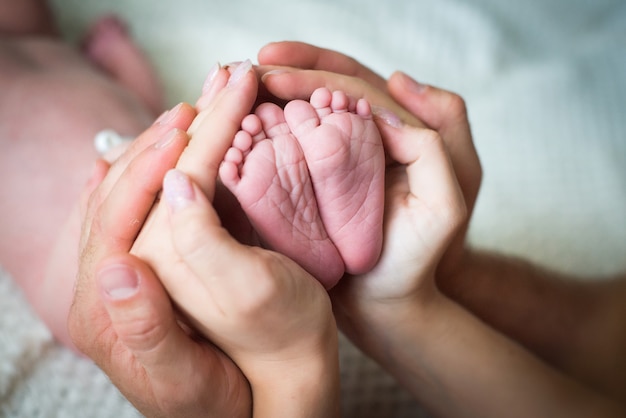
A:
335 165 447 303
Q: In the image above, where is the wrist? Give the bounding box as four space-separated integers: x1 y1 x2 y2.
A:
333 279 445 360
246 323 341 418
251 357 341 418
436 245 479 299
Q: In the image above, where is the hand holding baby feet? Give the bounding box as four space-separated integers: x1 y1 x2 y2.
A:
163 169 340 418
220 87 385 288
331 105 468 329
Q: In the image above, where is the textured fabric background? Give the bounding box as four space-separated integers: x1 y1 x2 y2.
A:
2 0 625 416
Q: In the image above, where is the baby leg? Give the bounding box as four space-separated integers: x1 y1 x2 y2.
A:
285 88 385 274
220 103 344 288
82 15 163 115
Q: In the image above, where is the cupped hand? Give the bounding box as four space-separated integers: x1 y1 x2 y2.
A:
161 165 335 365
332 114 468 330
258 41 481 278
69 103 251 418
161 168 339 418
257 42 481 334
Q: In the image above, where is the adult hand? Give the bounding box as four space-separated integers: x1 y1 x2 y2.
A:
160 168 340 418
132 61 260 281
256 41 481 338
257 41 481 278
323 111 464 411
133 61 340 418
331 97 468 338
68 103 251 418
259 42 626 418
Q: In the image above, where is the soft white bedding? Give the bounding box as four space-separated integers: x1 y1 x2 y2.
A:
2 0 625 416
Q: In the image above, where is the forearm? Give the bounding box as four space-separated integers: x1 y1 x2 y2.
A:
338 293 624 418
0 0 57 35
439 249 626 400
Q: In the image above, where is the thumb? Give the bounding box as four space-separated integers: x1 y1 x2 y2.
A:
388 71 481 216
96 254 202 378
387 71 469 132
96 254 251 417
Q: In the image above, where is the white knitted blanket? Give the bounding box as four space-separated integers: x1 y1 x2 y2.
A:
2 0 625 416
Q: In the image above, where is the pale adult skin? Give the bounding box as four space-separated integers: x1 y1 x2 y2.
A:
160 165 340 418
258 41 626 414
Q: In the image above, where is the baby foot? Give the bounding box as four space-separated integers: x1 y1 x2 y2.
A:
220 103 344 288
221 88 385 286
285 88 385 275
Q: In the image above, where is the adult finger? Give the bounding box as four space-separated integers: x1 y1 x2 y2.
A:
78 104 194 260
71 128 189 347
387 71 482 213
160 169 257 319
79 159 110 218
258 41 387 91
380 121 467 243
130 63 259 311
103 130 188 241
387 72 482 276
94 253 249 418
80 128 189 260
81 103 195 253
260 68 425 129
77 159 110 251
95 102 197 203
178 60 259 201
195 64 234 111
161 169 326 367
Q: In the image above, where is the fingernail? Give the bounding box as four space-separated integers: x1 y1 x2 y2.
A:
372 106 404 129
98 265 139 301
223 61 242 71
155 102 183 125
163 169 195 212
401 72 427 94
260 69 290 83
226 59 252 87
202 62 221 95
154 128 180 149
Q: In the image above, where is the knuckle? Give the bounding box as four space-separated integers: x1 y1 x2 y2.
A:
439 196 468 233
420 128 443 145
231 253 284 317
174 220 216 261
120 316 166 350
446 93 469 121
